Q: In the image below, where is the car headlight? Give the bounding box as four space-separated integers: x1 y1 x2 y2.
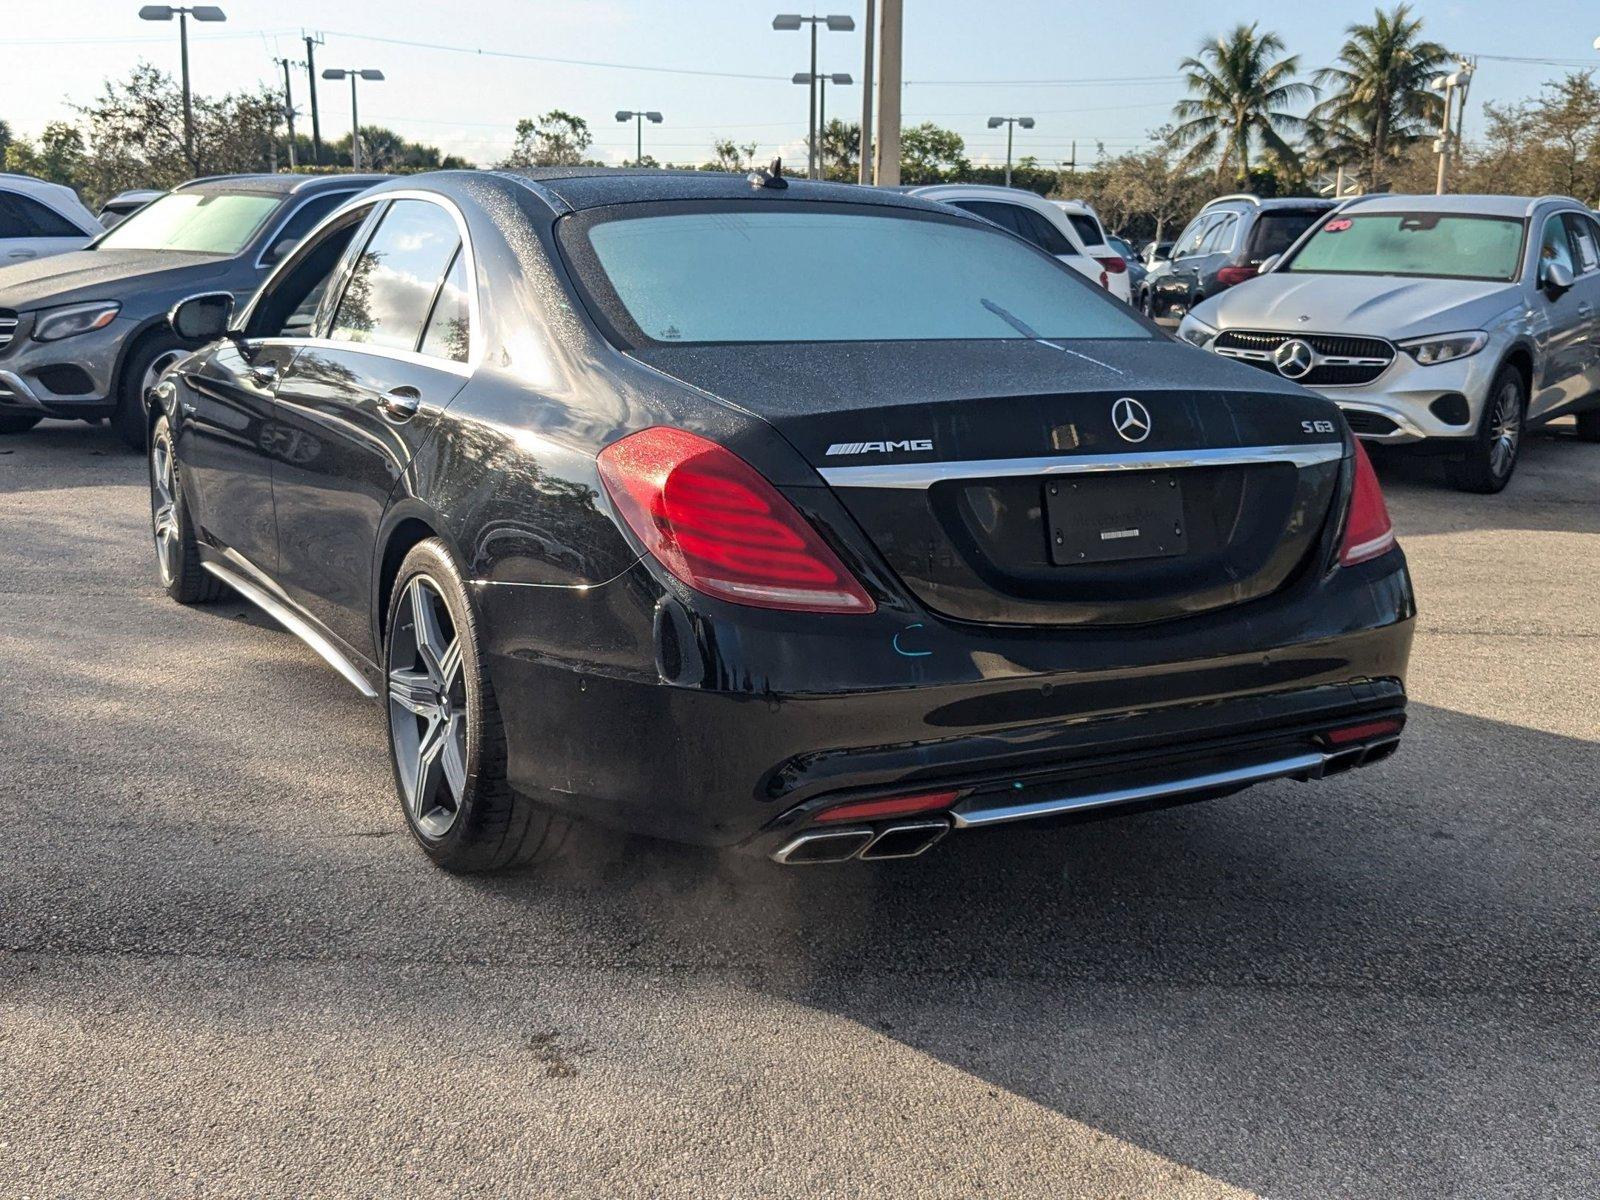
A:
1397 331 1488 366
1175 314 1217 349
31 301 122 342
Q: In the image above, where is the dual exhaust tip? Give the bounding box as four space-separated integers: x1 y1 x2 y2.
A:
771 818 951 865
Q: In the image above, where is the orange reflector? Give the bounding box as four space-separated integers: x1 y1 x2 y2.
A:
814 790 960 824
1326 719 1402 745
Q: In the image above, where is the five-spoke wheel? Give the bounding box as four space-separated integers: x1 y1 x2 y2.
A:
387 576 470 839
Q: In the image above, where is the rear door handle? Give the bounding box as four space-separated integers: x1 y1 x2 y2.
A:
378 386 421 421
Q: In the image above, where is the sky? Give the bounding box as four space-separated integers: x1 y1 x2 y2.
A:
4 1 1599 170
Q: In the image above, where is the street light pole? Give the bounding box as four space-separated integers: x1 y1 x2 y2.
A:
773 14 855 181
321 68 385 170
987 115 1035 188
1430 64 1472 195
858 0 875 184
793 73 852 179
137 6 227 169
615 110 663 167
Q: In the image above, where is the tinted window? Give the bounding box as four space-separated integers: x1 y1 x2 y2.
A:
1016 208 1077 257
1065 212 1105 248
245 207 374 340
574 207 1150 344
0 192 84 238
1173 216 1217 258
1246 210 1324 261
330 200 462 353
1562 213 1599 274
1285 212 1525 282
262 191 357 264
1200 215 1236 254
951 200 1027 238
419 247 471 362
97 191 281 254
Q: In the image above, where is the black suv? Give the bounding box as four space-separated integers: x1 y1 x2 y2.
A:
1141 195 1337 319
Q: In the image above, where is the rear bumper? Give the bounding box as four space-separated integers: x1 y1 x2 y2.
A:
477 548 1415 852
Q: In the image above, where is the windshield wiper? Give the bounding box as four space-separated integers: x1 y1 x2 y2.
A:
981 297 1043 340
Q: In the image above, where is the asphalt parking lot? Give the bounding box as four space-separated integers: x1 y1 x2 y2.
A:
2 419 1596 1199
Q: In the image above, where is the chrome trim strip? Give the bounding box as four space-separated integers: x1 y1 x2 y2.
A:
0 370 45 410
817 442 1342 489
770 827 875 865
949 751 1326 829
200 561 380 699
857 819 952 861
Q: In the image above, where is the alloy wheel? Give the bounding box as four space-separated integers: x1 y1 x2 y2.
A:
1487 377 1523 480
388 577 469 838
150 431 179 586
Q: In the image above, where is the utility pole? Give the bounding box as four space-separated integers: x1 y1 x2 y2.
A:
873 0 902 187
274 56 299 168
304 31 325 166
1430 62 1474 195
858 0 875 184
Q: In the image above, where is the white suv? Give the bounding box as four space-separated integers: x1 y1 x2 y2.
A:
1051 199 1132 303
0 174 99 264
907 184 1132 302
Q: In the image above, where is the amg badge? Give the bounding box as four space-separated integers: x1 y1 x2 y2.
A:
825 439 934 456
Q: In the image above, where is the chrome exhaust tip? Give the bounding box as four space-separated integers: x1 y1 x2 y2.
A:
771 827 874 865
859 818 951 861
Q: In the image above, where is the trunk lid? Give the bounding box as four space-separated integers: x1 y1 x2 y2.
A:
629 337 1348 626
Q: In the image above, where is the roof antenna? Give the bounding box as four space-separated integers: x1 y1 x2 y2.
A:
749 157 788 190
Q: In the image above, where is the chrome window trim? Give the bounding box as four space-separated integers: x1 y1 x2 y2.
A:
817 442 1344 489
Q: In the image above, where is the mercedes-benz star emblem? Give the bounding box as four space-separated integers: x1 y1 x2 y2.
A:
1273 338 1316 379
1111 397 1152 443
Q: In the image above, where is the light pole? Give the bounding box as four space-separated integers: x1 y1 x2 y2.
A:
322 68 384 170
987 115 1035 188
615 110 663 167
858 0 875 184
773 13 855 180
137 5 226 168
792 73 851 178
1429 63 1473 195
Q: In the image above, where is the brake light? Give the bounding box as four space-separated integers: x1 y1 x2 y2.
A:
1325 718 1402 745
1338 439 1395 566
597 426 876 614
1215 265 1258 287
815 790 960 823
1095 255 1127 275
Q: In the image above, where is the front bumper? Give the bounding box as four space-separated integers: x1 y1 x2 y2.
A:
476 547 1415 855
0 313 130 417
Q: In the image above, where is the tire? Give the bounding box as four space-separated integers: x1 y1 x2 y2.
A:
1575 407 1600 442
149 413 225 604
1445 364 1528 494
114 335 189 453
0 414 41 435
384 538 569 873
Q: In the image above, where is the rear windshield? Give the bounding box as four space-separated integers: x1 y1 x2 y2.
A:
1284 212 1526 282
568 206 1151 345
1064 212 1106 247
96 191 281 255
1246 210 1326 262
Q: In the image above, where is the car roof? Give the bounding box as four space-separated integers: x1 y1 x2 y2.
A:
1338 193 1582 218
489 167 947 215
1202 194 1338 213
174 172 390 197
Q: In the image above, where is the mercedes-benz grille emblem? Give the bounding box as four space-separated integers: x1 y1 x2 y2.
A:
1110 397 1152 443
1273 338 1316 379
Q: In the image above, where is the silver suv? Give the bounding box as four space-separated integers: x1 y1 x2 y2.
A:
1177 194 1600 492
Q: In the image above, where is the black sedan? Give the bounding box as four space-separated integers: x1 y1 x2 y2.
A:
148 167 1414 872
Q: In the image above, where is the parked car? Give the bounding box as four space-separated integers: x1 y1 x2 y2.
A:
1178 193 1600 492
1107 234 1145 294
1141 195 1338 319
905 183 1129 300
1051 199 1133 303
98 189 164 228
148 168 1412 873
0 172 385 445
0 173 100 264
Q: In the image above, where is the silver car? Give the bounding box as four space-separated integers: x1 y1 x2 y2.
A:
1177 194 1600 493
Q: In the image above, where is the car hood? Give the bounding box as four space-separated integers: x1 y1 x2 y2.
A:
0 249 233 312
1196 272 1522 338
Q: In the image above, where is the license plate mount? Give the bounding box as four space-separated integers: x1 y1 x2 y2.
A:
1044 473 1188 566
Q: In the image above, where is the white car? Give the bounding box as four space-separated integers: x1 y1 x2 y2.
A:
0 174 99 264
1051 199 1132 303
906 183 1131 302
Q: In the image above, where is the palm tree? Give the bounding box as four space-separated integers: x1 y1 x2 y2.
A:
1172 24 1315 187
1313 5 1451 192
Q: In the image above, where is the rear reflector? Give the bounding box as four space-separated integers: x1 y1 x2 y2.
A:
1338 439 1396 566
1326 718 1403 745
815 790 960 823
598 427 875 614
1215 265 1258 287
1095 255 1128 275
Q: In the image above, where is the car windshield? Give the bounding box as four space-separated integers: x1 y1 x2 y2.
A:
95 191 281 255
573 208 1151 345
1283 212 1525 282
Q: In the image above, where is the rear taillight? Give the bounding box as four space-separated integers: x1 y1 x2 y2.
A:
1324 718 1403 745
1098 270 1110 289
1338 439 1395 566
1215 265 1258 287
1095 255 1128 275
815 790 960 823
597 426 876 614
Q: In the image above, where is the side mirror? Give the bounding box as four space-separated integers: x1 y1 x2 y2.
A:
265 236 299 265
169 291 236 342
1541 260 1574 298
1257 253 1281 274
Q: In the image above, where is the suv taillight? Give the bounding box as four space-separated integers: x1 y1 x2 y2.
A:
1095 255 1127 275
597 427 876 614
1338 439 1395 566
1215 265 1258 287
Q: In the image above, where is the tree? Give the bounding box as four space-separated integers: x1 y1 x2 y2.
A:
819 118 859 180
1172 24 1314 186
498 110 593 168
321 126 470 171
1061 130 1210 244
704 137 759 172
1313 4 1450 192
4 122 88 190
900 122 969 183
1456 73 1600 202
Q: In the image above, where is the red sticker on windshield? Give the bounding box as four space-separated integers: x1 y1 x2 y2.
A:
1324 218 1353 233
